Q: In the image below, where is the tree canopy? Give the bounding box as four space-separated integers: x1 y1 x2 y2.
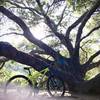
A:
0 0 100 94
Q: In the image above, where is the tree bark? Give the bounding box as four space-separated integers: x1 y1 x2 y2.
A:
0 42 100 94
0 42 81 91
77 74 100 94
0 42 48 71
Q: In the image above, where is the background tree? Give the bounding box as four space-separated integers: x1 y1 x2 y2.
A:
0 0 100 93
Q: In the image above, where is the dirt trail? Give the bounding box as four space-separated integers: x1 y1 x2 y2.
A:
0 90 100 100
0 84 100 100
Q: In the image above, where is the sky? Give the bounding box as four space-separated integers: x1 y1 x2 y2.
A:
0 0 66 46
0 18 100 52
0 19 47 46
0 3 100 51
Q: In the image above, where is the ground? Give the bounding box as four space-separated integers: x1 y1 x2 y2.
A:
0 88 100 100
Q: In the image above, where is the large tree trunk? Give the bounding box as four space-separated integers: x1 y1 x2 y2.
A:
0 43 75 90
0 42 100 94
77 74 100 94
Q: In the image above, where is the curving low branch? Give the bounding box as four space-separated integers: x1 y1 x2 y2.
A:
0 42 76 87
29 52 53 64
0 42 49 71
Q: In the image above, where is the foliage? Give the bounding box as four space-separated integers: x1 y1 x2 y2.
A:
27 68 48 89
0 0 6 6
0 0 100 93
85 67 100 80
0 67 12 83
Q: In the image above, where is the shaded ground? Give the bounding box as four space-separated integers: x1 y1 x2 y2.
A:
0 89 100 100
0 83 100 100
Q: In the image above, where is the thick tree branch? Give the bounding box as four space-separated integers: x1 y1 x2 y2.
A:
29 49 47 55
83 60 100 73
0 42 76 86
0 6 29 31
36 0 74 56
0 42 49 71
65 11 88 38
64 10 88 57
82 50 100 72
90 60 100 69
73 0 100 61
45 17 74 56
0 6 59 59
35 0 62 38
78 73 100 94
75 0 100 47
29 52 53 64
86 50 100 64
